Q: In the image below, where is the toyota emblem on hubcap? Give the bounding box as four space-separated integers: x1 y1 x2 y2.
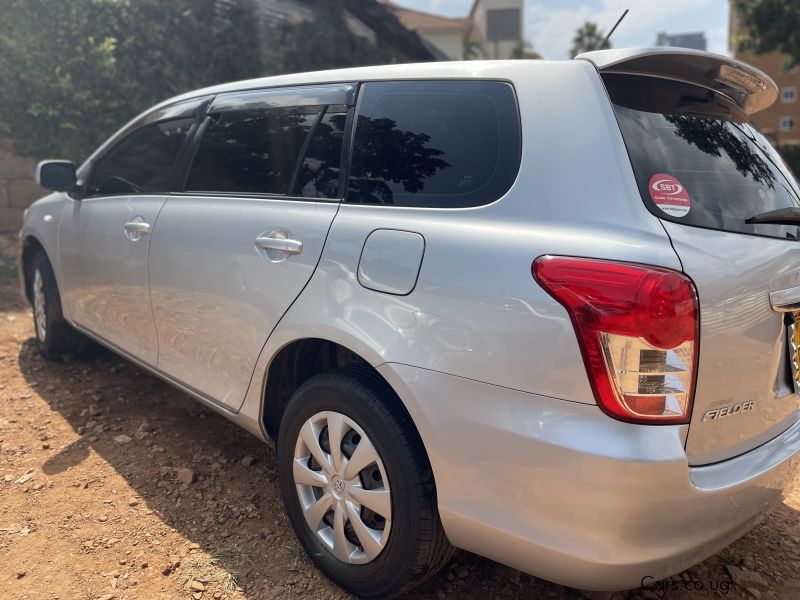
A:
333 477 345 494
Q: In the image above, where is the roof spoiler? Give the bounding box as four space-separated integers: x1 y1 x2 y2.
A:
576 47 778 116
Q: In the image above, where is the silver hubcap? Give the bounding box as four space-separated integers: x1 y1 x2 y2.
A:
293 411 392 564
33 268 46 342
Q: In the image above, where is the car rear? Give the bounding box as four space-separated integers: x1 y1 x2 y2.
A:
417 51 800 592
585 49 800 467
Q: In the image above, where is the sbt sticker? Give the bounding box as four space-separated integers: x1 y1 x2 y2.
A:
648 173 691 217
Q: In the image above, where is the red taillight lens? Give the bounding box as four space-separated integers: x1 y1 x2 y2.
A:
532 256 698 425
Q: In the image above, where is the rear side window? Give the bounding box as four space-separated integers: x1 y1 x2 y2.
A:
347 80 521 208
611 78 800 240
186 106 319 195
87 118 193 197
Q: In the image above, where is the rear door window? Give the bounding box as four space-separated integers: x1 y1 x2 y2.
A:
613 87 800 240
346 80 521 208
186 106 320 196
293 105 347 199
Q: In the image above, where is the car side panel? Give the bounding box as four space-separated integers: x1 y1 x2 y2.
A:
243 61 681 407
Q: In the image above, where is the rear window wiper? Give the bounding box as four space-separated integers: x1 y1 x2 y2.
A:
746 207 800 225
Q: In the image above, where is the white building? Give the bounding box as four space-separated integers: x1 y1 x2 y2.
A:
384 0 527 61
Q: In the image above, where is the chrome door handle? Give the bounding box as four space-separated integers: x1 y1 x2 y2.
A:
254 235 303 255
124 221 151 235
770 284 800 312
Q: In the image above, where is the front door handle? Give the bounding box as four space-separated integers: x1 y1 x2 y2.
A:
255 235 303 255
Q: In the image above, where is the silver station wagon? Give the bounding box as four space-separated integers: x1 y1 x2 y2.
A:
19 48 800 598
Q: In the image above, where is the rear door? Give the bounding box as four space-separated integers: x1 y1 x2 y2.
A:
148 84 353 410
587 49 800 464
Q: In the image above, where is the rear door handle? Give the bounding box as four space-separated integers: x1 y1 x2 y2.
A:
770 284 800 312
124 218 151 242
124 221 151 235
255 235 303 255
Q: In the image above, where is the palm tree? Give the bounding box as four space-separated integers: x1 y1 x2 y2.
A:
570 21 611 58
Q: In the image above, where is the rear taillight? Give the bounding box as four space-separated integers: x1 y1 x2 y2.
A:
532 256 698 425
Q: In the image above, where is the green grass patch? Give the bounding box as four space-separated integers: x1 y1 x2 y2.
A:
0 265 19 281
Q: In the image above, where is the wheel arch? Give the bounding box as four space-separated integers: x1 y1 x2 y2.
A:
261 337 430 468
20 234 47 303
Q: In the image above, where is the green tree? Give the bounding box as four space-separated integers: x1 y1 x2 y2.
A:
0 0 263 162
0 0 433 163
732 0 800 67
569 21 611 58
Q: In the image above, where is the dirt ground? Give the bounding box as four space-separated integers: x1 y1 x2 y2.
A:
2 276 800 600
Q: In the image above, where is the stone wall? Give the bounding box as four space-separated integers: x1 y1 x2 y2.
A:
0 137 44 234
0 137 45 271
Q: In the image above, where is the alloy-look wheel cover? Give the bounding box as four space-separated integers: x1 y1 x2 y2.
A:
33 268 47 342
293 410 392 564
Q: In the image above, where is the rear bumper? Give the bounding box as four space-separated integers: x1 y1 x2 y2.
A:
379 363 800 592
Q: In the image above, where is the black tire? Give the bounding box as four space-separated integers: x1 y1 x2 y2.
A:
30 251 89 359
277 369 454 599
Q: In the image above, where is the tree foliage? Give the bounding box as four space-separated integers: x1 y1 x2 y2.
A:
0 0 265 162
569 21 610 58
732 0 800 65
0 0 433 163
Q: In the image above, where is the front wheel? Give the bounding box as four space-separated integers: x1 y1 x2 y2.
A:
30 252 89 359
277 369 453 598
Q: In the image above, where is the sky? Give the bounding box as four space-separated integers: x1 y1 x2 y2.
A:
391 0 729 60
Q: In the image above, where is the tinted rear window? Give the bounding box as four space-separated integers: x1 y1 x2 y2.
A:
614 102 800 240
186 106 319 196
293 106 347 199
346 80 521 208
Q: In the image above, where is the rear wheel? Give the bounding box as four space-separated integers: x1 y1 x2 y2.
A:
30 252 89 359
277 369 453 598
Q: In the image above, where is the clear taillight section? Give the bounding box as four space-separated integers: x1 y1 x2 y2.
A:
532 256 699 425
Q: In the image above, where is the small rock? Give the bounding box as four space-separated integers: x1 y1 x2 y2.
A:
97 595 115 600
128 497 139 507
15 469 35 484
241 455 254 466
177 468 195 485
747 587 762 599
725 565 769 589
134 420 149 440
15 571 26 579
742 555 756 570
41 443 50 450
113 435 132 444
190 580 206 592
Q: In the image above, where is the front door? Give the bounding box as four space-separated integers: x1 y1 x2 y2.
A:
148 84 353 410
57 117 196 365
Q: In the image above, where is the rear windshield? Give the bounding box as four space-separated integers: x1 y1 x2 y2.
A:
613 102 800 240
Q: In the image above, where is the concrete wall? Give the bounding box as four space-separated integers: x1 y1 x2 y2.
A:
0 137 45 234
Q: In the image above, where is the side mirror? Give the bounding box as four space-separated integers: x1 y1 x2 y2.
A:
35 160 77 193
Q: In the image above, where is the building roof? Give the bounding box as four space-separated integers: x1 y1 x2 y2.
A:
382 1 471 33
